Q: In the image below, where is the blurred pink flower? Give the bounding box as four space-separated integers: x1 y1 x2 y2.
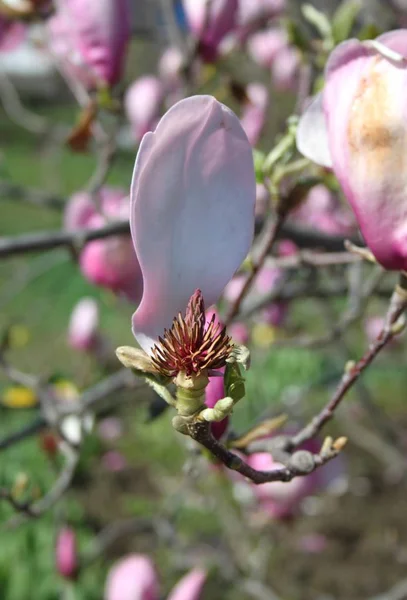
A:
255 183 269 217
246 451 319 519
159 46 184 88
183 0 239 62
68 297 99 351
292 184 355 236
271 44 300 91
55 527 78 580
130 95 255 354
98 417 123 442
64 188 143 303
102 450 127 472
238 0 286 32
240 82 269 146
104 554 206 600
105 555 159 600
247 28 287 68
228 322 249 344
125 76 164 142
296 30 407 272
0 17 25 52
47 0 131 88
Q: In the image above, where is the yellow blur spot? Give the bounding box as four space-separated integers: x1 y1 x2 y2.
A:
2 386 38 408
252 323 277 348
8 325 30 349
53 380 79 403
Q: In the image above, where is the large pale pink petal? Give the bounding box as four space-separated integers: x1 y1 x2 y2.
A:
167 569 207 600
130 95 255 353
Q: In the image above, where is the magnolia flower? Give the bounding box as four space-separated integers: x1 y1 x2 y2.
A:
104 554 206 600
296 30 407 272
47 0 130 88
129 95 256 374
183 0 238 62
68 297 99 351
124 76 164 143
64 188 142 303
240 82 269 146
55 527 78 580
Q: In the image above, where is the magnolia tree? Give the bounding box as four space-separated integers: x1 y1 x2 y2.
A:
1 0 407 598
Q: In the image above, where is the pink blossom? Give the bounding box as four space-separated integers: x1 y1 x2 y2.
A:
271 44 300 91
183 0 239 62
167 569 207 600
68 297 99 351
98 417 123 442
104 554 206 600
130 95 255 353
246 451 319 519
64 188 143 303
247 28 287 68
159 46 184 88
292 184 355 236
240 82 269 146
55 527 77 580
228 322 249 344
124 76 164 143
47 0 131 88
238 0 286 32
105 555 159 600
102 450 127 472
296 30 407 272
255 183 269 216
0 17 25 52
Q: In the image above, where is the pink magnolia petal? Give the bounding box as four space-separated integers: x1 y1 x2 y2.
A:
104 555 159 600
167 569 207 600
130 95 255 353
296 93 332 168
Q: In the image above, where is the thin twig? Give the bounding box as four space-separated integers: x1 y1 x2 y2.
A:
289 280 407 449
225 216 285 325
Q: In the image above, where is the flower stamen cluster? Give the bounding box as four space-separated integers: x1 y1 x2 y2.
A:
150 290 233 378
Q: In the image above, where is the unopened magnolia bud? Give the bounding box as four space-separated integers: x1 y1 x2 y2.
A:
345 360 356 374
55 527 78 580
115 346 157 374
201 397 234 422
333 436 348 452
320 436 334 456
391 315 406 335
